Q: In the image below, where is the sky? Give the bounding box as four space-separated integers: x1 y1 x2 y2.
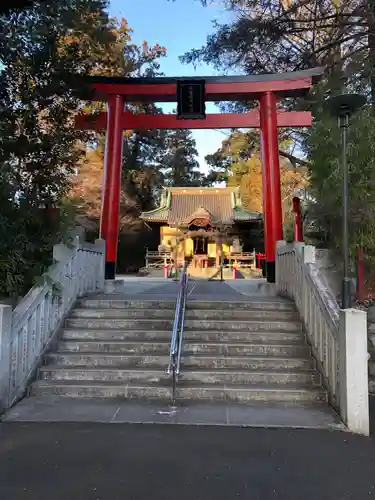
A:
110 0 231 173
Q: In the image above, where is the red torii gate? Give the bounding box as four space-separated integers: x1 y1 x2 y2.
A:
75 68 323 282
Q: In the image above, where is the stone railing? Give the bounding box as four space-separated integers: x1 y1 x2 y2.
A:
276 241 369 436
0 234 105 411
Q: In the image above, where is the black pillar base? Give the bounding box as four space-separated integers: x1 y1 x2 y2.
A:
260 259 266 278
266 261 275 283
341 277 352 309
105 261 116 280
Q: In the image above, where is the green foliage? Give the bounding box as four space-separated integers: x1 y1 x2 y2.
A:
71 20 168 225
283 219 295 244
161 129 207 187
182 0 372 90
306 107 375 255
122 121 208 213
0 191 77 298
0 0 115 298
205 130 259 184
205 130 308 217
122 109 168 213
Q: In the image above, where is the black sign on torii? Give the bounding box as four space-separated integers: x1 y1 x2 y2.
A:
177 79 206 120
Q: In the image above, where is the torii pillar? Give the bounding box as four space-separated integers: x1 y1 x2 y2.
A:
100 94 124 279
259 92 283 283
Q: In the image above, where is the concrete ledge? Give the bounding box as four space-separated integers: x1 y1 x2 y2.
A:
225 280 277 297
104 279 170 294
3 396 344 430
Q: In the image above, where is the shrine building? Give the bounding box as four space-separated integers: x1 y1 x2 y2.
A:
141 186 263 270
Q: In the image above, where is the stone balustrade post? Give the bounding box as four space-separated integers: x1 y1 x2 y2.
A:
339 308 369 435
301 244 315 264
275 240 286 293
52 242 73 264
95 238 106 291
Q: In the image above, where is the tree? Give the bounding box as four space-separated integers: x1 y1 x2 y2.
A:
0 0 123 298
70 19 169 274
122 108 167 213
0 1 38 15
181 0 374 97
79 18 167 217
161 129 206 187
306 106 375 255
206 130 308 220
70 143 104 224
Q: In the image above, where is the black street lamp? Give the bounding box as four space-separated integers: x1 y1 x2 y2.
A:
326 93 366 309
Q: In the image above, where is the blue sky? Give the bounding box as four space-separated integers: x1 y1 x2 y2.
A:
110 0 230 172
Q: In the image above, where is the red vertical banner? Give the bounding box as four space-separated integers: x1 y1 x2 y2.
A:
292 196 304 242
356 247 365 302
259 92 284 283
100 94 124 280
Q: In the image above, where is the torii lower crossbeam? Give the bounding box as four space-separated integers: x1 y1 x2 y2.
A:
75 110 311 130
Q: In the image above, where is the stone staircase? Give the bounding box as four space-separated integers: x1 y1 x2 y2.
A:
29 296 327 404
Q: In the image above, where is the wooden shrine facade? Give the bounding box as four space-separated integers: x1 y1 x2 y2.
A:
141 187 262 270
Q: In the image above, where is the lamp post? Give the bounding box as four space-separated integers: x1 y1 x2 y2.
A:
326 93 366 309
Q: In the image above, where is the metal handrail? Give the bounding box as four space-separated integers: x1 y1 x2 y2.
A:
168 261 189 406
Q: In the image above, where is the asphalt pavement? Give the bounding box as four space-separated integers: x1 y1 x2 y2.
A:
0 405 375 500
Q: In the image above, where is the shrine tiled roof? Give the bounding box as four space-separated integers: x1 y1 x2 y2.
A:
183 206 215 225
140 187 261 225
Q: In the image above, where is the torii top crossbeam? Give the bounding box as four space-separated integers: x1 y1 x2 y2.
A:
76 67 323 103
75 67 324 131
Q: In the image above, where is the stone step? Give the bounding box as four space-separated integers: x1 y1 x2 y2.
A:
78 299 176 310
57 339 308 357
45 352 170 368
78 298 295 312
70 309 175 320
57 338 307 356
185 309 298 321
30 380 327 403
65 317 303 333
61 329 173 342
45 352 315 370
57 340 170 355
181 369 321 386
39 366 321 386
183 341 309 357
65 318 175 330
70 308 298 322
61 328 306 344
39 366 168 384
